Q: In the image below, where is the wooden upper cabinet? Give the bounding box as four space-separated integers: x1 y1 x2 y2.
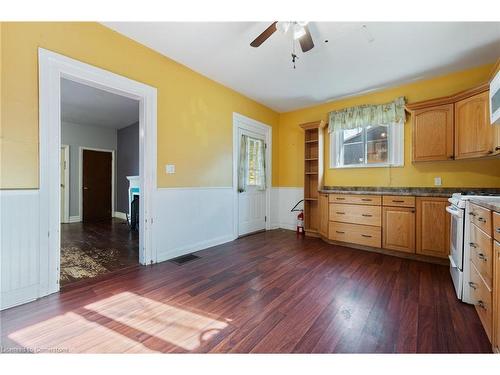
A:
455 91 494 159
412 104 454 161
494 125 500 156
415 197 450 259
382 206 415 253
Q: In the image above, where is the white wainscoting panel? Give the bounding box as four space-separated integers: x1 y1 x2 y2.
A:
152 187 235 262
0 190 41 310
276 187 304 231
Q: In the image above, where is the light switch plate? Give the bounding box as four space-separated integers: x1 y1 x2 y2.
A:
165 164 175 174
434 177 442 186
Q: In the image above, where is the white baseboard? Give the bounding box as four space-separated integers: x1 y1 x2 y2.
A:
113 211 127 220
157 234 235 263
68 215 81 223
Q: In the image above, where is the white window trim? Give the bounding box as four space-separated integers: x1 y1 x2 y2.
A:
330 123 404 169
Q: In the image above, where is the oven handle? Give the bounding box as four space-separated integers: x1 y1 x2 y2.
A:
446 205 463 218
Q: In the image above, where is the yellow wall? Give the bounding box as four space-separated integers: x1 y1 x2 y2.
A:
278 64 500 188
0 22 279 189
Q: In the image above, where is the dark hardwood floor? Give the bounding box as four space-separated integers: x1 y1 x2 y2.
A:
0 230 491 353
60 218 139 286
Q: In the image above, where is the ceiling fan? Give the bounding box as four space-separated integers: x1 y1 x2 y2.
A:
250 21 315 53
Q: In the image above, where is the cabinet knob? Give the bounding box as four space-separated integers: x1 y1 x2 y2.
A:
477 253 487 261
468 281 477 290
469 242 477 248
477 300 486 310
478 217 486 223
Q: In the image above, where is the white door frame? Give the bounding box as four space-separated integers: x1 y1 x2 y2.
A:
60 144 70 224
78 147 115 221
38 48 157 297
232 112 272 239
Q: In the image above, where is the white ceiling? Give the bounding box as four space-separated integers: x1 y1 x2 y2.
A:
61 78 139 128
102 22 500 112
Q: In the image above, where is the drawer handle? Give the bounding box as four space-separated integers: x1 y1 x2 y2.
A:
478 217 486 223
361 198 372 201
469 212 476 217
469 242 477 248
336 197 345 200
336 231 345 234
468 282 477 290
477 253 487 262
477 300 487 310
392 200 405 203
496 227 500 234
362 214 373 217
361 234 372 238
336 212 345 215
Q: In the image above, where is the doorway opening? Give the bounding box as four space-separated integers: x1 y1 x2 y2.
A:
59 78 141 286
232 113 272 238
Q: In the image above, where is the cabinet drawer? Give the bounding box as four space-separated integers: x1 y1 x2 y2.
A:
469 263 492 341
383 195 416 208
470 223 493 289
494 212 500 242
469 203 492 236
328 194 381 205
328 222 381 248
329 203 381 226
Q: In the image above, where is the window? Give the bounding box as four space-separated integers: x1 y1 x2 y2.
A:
330 124 403 168
246 137 265 186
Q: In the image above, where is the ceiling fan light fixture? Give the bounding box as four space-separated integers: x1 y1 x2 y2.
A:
293 24 306 40
276 21 291 34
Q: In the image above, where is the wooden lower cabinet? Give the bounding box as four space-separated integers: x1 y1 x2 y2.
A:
470 262 493 342
328 222 381 248
416 197 450 259
494 240 500 352
383 206 415 253
318 193 329 238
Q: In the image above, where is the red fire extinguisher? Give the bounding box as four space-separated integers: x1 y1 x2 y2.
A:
297 210 304 235
291 200 305 235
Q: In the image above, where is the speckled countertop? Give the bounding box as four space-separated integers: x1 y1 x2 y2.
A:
468 197 500 212
320 186 500 198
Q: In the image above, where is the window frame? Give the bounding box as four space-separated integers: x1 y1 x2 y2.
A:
330 123 404 169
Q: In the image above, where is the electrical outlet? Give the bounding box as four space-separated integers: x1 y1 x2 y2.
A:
434 177 442 186
165 164 175 174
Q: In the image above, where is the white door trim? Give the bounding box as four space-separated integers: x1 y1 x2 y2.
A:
232 112 272 239
78 147 115 222
38 48 157 297
60 144 70 224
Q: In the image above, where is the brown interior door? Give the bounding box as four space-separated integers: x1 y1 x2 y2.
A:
82 149 112 222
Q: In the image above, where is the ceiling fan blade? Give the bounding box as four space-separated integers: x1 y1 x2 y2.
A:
250 22 278 47
299 25 314 52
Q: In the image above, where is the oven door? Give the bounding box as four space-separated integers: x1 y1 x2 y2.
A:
446 204 464 270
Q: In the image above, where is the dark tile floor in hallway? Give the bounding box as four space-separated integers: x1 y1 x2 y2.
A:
0 230 492 353
60 218 139 286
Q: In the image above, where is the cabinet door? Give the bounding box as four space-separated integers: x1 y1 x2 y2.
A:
494 241 500 352
412 104 454 161
318 194 329 237
494 125 500 156
455 91 494 159
416 197 450 259
383 207 415 253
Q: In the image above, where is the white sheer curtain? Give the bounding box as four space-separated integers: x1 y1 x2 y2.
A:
238 135 266 192
238 135 248 192
255 138 266 191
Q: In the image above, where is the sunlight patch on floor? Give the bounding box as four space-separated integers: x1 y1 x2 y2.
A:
84 291 228 351
8 311 156 353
